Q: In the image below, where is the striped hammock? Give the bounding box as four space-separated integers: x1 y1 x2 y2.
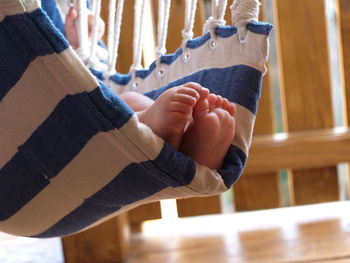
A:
0 0 272 237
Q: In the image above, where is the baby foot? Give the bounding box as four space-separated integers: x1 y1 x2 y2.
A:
180 94 236 169
138 83 209 149
65 7 105 49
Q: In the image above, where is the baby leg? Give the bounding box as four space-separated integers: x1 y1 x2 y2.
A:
120 91 154 112
180 94 236 169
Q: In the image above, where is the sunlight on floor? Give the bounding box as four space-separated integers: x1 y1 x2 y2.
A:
160 199 179 220
142 201 350 237
0 234 63 263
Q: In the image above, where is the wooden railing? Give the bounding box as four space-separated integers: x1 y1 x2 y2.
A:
247 128 350 174
62 0 350 262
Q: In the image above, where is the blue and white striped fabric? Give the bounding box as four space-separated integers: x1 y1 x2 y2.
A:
0 0 272 238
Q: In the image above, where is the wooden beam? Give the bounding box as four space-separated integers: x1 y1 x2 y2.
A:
245 128 350 174
274 0 339 205
177 196 221 217
336 0 350 197
62 214 130 263
129 202 162 231
337 0 350 126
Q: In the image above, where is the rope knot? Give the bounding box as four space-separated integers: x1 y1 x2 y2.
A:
203 16 226 34
182 29 194 42
155 47 167 58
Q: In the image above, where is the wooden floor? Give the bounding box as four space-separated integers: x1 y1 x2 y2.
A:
1 201 350 263
127 201 350 263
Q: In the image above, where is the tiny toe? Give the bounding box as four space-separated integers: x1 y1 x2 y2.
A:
227 102 236 116
222 99 236 116
222 98 230 109
174 93 197 106
207 94 217 111
199 87 210 100
193 98 209 119
183 83 210 101
215 95 224 108
177 87 200 101
183 82 203 90
183 82 203 96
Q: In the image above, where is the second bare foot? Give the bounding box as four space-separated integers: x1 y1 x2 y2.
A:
180 94 236 169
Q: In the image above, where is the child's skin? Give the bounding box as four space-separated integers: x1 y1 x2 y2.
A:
65 7 236 169
65 7 105 49
122 87 236 169
181 93 236 169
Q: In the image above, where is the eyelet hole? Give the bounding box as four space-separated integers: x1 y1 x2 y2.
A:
182 51 191 63
156 68 165 78
238 34 248 44
131 82 139 91
209 39 218 50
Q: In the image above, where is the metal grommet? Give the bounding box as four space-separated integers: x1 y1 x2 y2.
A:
182 51 191 63
131 82 139 91
238 34 248 44
209 38 218 50
156 67 165 78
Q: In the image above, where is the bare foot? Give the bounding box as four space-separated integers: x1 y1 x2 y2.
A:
180 94 236 169
137 83 209 149
65 7 105 49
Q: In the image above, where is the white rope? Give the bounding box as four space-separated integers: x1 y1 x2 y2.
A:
156 0 171 57
88 0 102 66
213 0 227 20
211 0 218 15
107 0 125 74
182 0 198 45
203 0 227 34
73 0 90 61
231 0 260 42
107 0 117 68
90 0 96 10
56 0 70 19
130 0 147 72
181 0 198 62
157 0 164 55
